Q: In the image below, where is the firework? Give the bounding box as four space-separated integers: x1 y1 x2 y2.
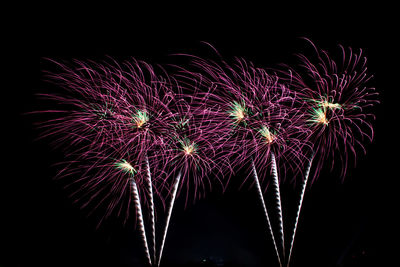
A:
184 53 309 180
38 57 177 266
278 39 379 267
178 52 310 266
281 39 378 181
38 59 123 154
54 141 155 265
108 59 177 265
35 41 378 267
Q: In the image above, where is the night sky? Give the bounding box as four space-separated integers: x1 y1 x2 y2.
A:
3 3 397 267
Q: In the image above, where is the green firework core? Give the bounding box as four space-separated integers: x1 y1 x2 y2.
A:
309 107 329 126
131 109 149 128
259 125 276 144
114 159 136 175
307 96 342 126
228 101 247 124
179 138 197 156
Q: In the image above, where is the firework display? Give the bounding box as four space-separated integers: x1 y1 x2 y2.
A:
37 40 378 266
38 59 178 266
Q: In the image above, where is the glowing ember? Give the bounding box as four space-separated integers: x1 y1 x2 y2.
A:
132 110 149 128
312 108 329 126
321 100 341 110
228 101 247 123
180 138 197 156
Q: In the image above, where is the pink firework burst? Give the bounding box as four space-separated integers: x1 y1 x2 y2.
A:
181 53 310 183
161 93 230 202
175 50 310 267
39 58 174 213
154 81 232 266
39 58 124 153
277 39 379 267
280 39 379 182
38 57 180 266
57 139 157 265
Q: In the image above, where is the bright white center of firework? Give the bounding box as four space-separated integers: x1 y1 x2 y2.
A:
260 126 275 144
135 118 147 128
235 109 245 120
183 145 195 155
317 111 329 125
132 110 149 128
229 101 247 123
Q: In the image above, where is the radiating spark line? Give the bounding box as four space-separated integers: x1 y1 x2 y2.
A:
271 152 285 261
157 172 182 267
131 177 152 266
286 156 313 267
252 159 282 267
145 155 157 264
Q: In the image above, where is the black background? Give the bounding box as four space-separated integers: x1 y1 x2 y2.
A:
4 2 398 267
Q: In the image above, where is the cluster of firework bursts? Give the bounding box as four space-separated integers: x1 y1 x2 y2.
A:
37 39 378 267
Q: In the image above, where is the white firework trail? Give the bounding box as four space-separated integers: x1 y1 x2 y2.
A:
286 156 313 267
131 177 153 266
157 172 182 267
145 155 157 264
271 152 285 260
252 159 282 267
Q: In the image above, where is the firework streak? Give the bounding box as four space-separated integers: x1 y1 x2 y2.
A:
270 152 285 260
145 155 157 263
157 172 181 267
286 156 313 267
131 177 152 266
252 159 282 267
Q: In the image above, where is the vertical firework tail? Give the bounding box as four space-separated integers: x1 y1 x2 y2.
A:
271 152 285 261
131 177 153 266
157 172 182 267
286 156 313 267
145 155 157 264
252 159 282 267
